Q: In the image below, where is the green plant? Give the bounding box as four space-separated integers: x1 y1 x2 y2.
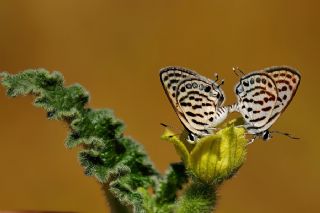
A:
1 69 248 213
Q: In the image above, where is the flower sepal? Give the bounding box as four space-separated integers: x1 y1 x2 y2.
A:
161 119 248 184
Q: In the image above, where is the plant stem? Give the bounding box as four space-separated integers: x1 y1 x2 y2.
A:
104 187 131 213
175 181 217 213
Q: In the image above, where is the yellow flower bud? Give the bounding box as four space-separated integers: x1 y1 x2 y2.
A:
161 119 247 184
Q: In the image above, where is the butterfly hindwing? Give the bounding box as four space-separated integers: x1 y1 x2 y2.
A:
265 66 301 113
175 78 223 136
259 66 301 131
235 72 278 128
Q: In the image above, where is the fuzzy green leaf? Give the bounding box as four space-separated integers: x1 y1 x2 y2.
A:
1 69 159 212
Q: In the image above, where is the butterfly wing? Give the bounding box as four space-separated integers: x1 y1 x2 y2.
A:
235 72 278 129
176 78 225 136
261 66 301 130
160 66 200 113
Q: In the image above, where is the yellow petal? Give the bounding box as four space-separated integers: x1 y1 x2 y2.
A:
161 129 191 166
190 121 247 184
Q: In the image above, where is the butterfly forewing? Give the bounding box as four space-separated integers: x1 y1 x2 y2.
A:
176 78 221 136
235 73 278 128
160 66 200 113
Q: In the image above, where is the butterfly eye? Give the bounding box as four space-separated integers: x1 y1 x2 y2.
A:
262 131 271 141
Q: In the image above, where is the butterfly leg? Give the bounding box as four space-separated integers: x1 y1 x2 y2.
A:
247 135 257 145
206 127 220 132
214 73 219 82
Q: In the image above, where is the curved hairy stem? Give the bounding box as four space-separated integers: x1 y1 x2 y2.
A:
1 69 247 213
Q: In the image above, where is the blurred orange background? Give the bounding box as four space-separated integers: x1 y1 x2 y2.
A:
0 0 319 212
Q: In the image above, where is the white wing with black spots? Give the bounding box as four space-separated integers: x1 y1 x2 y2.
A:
160 66 200 115
160 66 229 143
235 72 278 129
176 78 226 136
233 66 301 138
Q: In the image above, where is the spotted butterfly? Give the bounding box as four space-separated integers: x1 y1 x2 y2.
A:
160 66 231 143
234 66 301 141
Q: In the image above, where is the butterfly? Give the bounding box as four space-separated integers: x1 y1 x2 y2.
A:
160 66 231 143
233 66 301 141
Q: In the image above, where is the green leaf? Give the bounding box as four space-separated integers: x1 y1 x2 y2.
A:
1 69 160 212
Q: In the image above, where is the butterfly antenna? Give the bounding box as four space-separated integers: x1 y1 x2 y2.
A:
160 123 185 137
217 79 224 88
214 73 219 82
270 130 300 140
167 133 182 138
232 67 245 77
160 123 169 128
246 135 257 146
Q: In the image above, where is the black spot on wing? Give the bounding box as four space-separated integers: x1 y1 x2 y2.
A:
192 105 202 109
191 119 207 126
276 79 293 90
186 111 204 118
204 86 211 92
180 102 192 107
256 77 261 83
246 112 280 130
192 83 198 88
267 112 280 123
202 103 213 106
179 91 212 103
262 78 267 84
283 95 287 100
254 100 264 105
249 116 266 123
246 86 266 94
262 106 272 111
